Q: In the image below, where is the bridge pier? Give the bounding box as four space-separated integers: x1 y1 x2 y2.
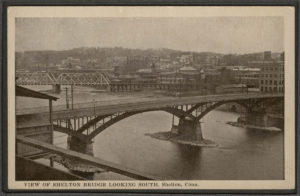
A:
58 135 104 178
148 117 216 146
170 118 203 141
68 136 94 156
245 110 268 127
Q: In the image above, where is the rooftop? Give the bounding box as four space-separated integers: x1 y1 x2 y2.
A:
16 86 58 101
179 65 197 72
137 68 153 73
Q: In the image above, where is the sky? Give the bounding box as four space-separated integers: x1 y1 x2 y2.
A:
15 17 284 54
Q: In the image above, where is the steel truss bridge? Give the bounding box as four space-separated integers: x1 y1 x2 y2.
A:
17 93 283 143
16 70 111 88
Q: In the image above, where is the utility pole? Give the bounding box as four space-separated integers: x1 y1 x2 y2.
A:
172 107 175 126
65 87 69 109
71 84 74 110
71 84 76 131
45 55 49 72
179 79 182 96
93 99 96 116
93 99 96 131
65 87 69 130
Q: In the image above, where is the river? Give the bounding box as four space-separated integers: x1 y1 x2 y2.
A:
17 85 284 180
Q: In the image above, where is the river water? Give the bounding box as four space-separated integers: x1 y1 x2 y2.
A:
17 85 284 180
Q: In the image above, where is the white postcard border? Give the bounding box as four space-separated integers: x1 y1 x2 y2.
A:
7 6 295 190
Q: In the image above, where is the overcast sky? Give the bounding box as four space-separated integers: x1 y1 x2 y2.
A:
16 17 283 54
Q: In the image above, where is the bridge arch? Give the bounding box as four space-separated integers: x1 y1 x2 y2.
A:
72 97 283 141
85 101 245 141
75 107 195 139
194 101 235 121
193 97 283 122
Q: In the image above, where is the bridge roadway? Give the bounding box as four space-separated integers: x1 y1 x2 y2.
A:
17 93 284 121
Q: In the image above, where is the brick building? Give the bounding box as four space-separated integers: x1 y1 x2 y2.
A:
230 67 260 88
259 61 284 93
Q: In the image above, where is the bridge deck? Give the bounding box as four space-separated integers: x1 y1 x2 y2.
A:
17 93 283 120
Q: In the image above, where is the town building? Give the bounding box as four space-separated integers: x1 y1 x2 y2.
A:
61 57 82 70
229 66 261 88
193 53 220 67
179 54 193 64
178 65 198 74
240 72 260 88
157 65 204 92
202 68 221 90
136 63 158 86
202 67 237 90
157 65 234 93
264 51 272 60
114 56 149 75
259 61 284 93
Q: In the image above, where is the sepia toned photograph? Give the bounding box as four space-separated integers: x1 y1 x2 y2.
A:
6 6 295 190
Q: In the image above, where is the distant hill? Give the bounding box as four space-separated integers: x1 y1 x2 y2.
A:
15 47 282 71
15 47 219 70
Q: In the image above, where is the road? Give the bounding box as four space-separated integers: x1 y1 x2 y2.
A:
16 93 283 120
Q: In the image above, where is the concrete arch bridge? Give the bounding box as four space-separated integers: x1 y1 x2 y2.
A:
17 93 283 145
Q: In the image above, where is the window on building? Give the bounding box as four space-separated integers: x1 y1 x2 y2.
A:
261 87 264 92
261 80 264 84
270 80 272 85
274 80 277 85
269 87 272 92
265 80 268 85
265 87 268 92
273 87 277 92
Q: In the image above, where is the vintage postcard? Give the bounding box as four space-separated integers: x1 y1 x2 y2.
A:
7 6 295 190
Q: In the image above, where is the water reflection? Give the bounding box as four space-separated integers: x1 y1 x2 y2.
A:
172 145 203 179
